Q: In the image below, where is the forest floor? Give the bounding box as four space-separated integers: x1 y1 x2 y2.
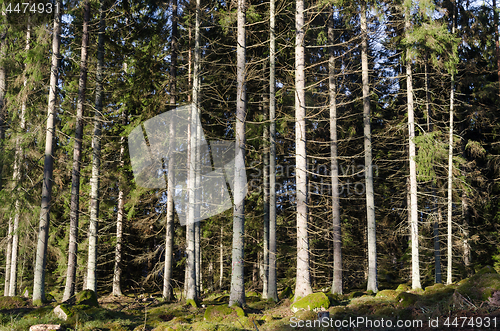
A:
2 267 500 330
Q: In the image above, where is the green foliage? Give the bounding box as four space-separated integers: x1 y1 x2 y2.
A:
290 292 330 312
76 290 99 307
414 131 447 183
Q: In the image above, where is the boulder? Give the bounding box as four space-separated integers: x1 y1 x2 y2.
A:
29 325 63 331
53 305 71 321
291 292 330 313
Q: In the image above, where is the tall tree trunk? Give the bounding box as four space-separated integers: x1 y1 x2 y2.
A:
329 6 342 295
33 0 62 304
9 20 30 297
4 220 12 296
229 0 247 307
294 0 312 301
361 1 377 293
185 0 200 302
262 92 269 299
405 7 421 290
112 113 125 296
267 0 278 302
425 55 441 284
63 0 90 301
163 0 178 301
446 1 456 286
86 0 105 293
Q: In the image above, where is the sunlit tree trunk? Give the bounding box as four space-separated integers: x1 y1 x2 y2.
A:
294 0 312 301
360 1 377 293
405 6 421 290
267 0 278 302
262 100 269 299
4 220 12 296
229 0 247 307
329 6 342 295
185 0 200 302
33 0 62 304
63 0 89 301
86 0 105 293
219 227 224 290
163 0 178 301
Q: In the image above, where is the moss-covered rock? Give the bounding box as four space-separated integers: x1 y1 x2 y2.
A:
53 304 73 321
233 305 245 317
396 284 410 292
204 305 234 322
0 296 28 310
396 292 419 308
457 272 500 301
279 286 293 300
294 309 317 320
76 290 98 307
186 298 198 308
290 292 330 313
347 291 364 299
476 265 497 275
375 290 398 299
425 283 445 293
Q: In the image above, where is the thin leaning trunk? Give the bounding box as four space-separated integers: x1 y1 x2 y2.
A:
228 0 246 307
294 0 312 301
86 0 105 293
267 0 278 302
33 0 62 304
63 0 89 301
163 0 178 301
494 0 500 96
219 227 223 290
360 2 377 293
329 6 342 295
405 7 421 290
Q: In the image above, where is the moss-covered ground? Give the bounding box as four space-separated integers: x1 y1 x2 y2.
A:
3 269 500 330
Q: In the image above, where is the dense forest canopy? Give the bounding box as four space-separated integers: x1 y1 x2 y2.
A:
0 0 500 310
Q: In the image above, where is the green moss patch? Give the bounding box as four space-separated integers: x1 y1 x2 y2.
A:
290 292 330 313
347 291 364 299
204 305 234 322
457 272 500 301
395 292 419 308
76 290 99 307
396 284 410 292
0 296 29 310
375 290 398 299
279 286 293 300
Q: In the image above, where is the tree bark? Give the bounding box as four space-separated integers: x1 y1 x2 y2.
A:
293 0 312 301
163 0 178 301
4 219 12 296
229 0 247 307
113 106 127 297
0 27 6 192
446 1 456 286
405 6 421 290
262 92 269 299
360 1 377 293
267 0 278 302
33 0 62 304
329 6 342 295
185 0 200 302
219 227 224 290
86 0 105 293
63 0 89 301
